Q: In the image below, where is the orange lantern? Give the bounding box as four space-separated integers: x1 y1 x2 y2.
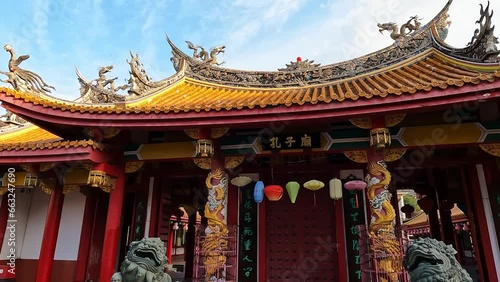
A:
264 185 283 201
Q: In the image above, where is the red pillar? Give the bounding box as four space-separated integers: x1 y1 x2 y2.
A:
167 227 174 263
73 190 97 282
464 165 499 281
99 166 126 281
0 195 10 254
35 184 65 282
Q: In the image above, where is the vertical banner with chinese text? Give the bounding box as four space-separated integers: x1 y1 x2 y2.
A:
238 183 258 281
132 192 148 241
342 188 366 281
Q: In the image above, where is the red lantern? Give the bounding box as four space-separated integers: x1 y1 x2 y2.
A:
264 185 284 201
296 56 302 62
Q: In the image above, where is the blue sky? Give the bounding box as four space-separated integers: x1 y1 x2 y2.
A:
0 0 498 101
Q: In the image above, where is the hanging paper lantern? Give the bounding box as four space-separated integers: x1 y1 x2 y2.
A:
231 176 252 187
329 178 342 200
344 180 367 191
254 181 265 203
303 180 325 206
264 185 284 201
285 181 300 203
343 180 366 209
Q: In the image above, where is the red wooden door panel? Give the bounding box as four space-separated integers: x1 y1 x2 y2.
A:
267 178 339 281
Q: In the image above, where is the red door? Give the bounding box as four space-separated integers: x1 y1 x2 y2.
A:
267 178 339 281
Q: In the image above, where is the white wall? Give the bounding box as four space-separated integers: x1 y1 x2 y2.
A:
0 190 35 258
20 188 50 259
0 188 86 261
54 190 85 260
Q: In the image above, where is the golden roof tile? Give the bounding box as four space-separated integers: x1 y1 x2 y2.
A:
0 124 61 144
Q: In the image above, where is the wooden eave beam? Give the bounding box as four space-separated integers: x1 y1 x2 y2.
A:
1 80 500 129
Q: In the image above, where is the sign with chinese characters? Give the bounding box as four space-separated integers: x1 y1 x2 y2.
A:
261 133 321 151
238 183 258 281
132 192 148 241
342 187 366 281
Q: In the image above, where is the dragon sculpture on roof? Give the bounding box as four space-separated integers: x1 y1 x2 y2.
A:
185 41 226 66
76 52 165 103
0 44 55 95
378 15 423 41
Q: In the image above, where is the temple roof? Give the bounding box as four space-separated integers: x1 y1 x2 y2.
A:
0 0 498 131
404 204 467 229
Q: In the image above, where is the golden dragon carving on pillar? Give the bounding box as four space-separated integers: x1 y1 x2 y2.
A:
366 160 401 282
202 167 228 280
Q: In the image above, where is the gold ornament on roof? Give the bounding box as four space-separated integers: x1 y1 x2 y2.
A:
186 41 225 66
0 44 55 94
378 15 422 41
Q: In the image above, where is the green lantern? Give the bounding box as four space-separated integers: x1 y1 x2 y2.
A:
285 181 300 203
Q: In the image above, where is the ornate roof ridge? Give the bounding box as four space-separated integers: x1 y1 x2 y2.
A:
167 1 454 88
431 1 500 63
4 49 500 115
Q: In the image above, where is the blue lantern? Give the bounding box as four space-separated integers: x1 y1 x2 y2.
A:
254 181 264 203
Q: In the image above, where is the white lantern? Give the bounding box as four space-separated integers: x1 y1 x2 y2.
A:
329 178 342 200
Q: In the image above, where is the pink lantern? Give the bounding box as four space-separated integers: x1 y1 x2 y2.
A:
344 180 366 209
344 180 367 190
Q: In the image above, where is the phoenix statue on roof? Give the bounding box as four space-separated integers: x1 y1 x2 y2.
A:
0 44 55 95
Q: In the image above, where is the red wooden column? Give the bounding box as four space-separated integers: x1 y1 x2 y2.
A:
166 226 174 263
464 165 499 281
0 194 9 254
73 189 98 282
99 164 126 281
35 184 65 282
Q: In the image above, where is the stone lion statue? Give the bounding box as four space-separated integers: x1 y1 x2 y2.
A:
403 237 472 282
111 237 172 282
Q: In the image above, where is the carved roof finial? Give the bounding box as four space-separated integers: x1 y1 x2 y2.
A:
378 15 423 41
185 41 225 66
0 44 55 95
278 57 321 71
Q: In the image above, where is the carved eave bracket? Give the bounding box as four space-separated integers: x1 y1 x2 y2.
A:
84 127 121 139
344 148 407 163
193 156 245 170
479 143 500 157
183 128 230 139
350 113 406 129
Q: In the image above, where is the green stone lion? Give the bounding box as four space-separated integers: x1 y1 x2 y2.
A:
403 237 472 282
111 237 172 282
